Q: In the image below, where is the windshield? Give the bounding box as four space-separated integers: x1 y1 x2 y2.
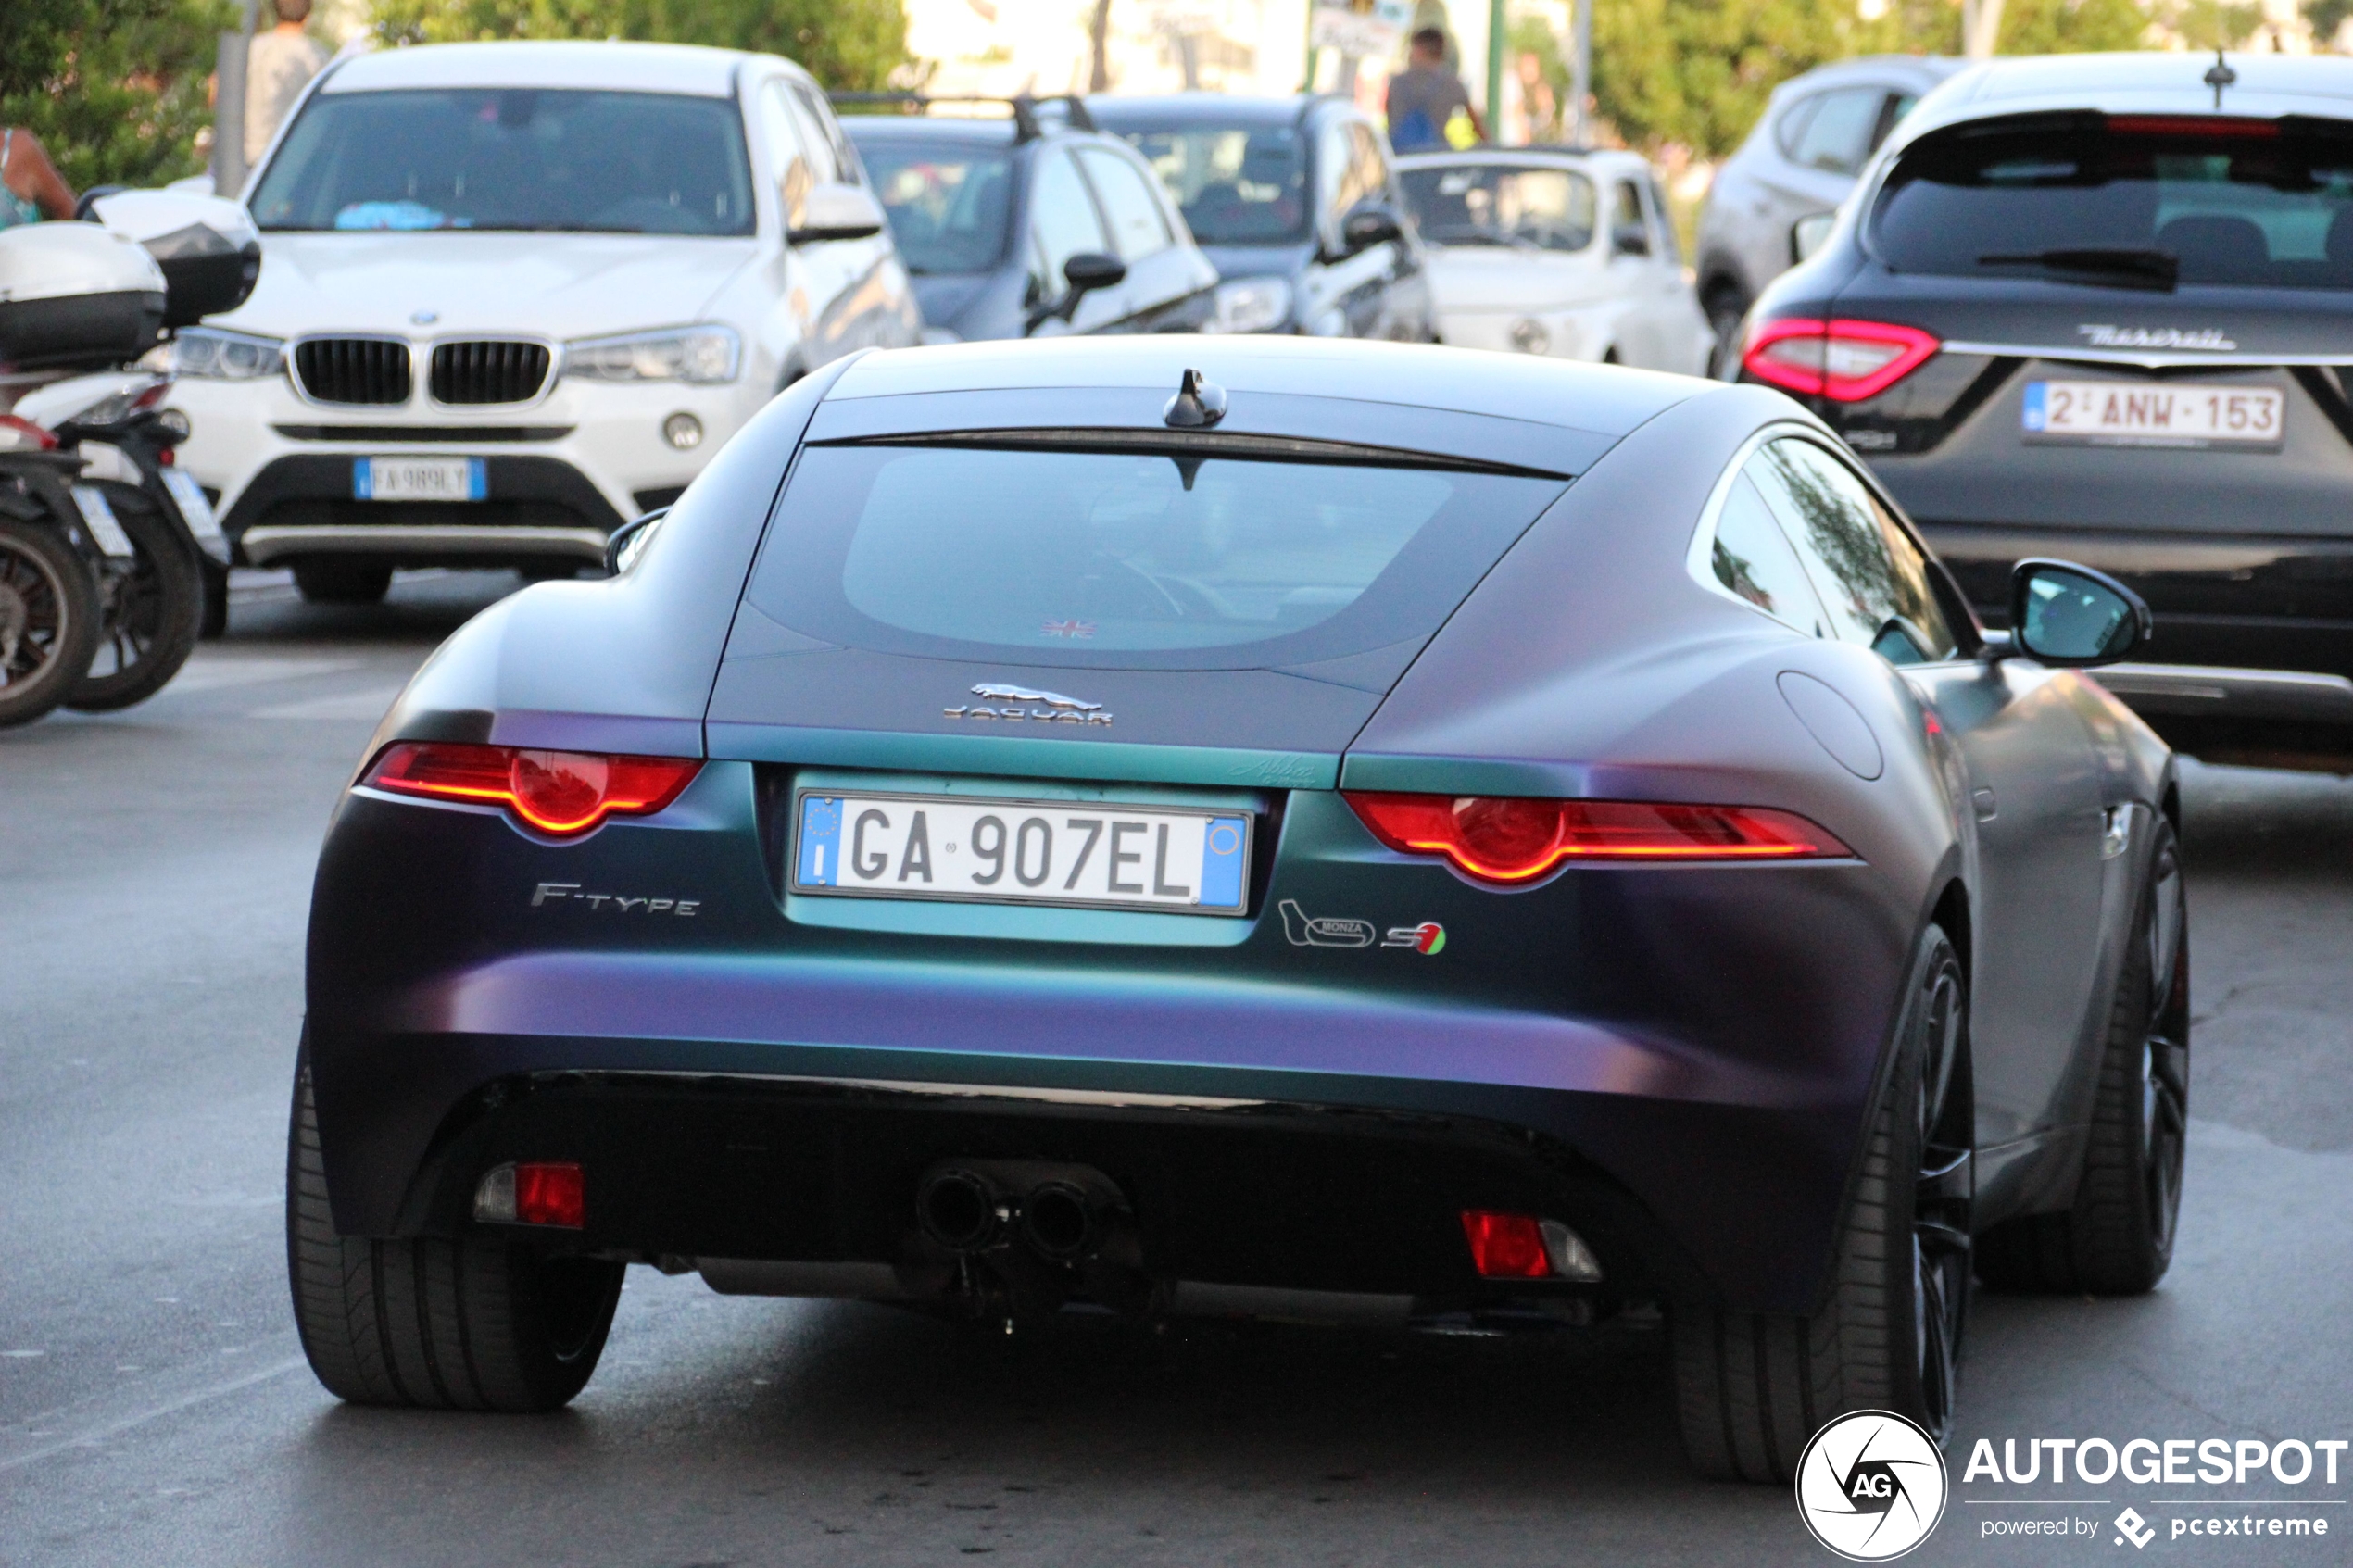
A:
853 139 1013 273
1399 165 1596 251
744 444 1567 669
1114 126 1309 245
252 89 755 235
1874 116 2353 290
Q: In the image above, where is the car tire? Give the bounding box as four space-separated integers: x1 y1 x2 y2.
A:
66 480 205 712
292 558 394 605
1669 927 1971 1482
1975 820 2188 1296
0 515 103 728
285 1049 624 1411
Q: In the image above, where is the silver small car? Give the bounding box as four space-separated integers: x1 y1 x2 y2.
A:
1694 55 1960 370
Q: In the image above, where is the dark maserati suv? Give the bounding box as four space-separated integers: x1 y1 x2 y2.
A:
1734 52 2353 764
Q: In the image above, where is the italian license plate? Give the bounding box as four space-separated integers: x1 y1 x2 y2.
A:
354 456 485 501
2022 381 2284 446
791 791 1253 915
157 468 223 541
69 485 135 558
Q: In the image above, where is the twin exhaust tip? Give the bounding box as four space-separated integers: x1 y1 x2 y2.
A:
916 1160 1124 1262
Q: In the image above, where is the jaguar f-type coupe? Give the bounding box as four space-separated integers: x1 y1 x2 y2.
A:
290 337 2187 1482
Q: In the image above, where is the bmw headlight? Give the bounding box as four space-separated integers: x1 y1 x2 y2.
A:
170 327 285 381
1203 276 1292 335
562 325 741 384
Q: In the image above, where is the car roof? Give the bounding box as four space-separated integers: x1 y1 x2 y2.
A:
840 114 1030 145
824 336 1702 447
321 40 764 98
1395 147 1645 172
1083 94 1333 129
1767 54 1965 102
1894 51 2353 146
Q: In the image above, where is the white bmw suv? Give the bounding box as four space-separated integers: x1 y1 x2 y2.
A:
171 40 917 607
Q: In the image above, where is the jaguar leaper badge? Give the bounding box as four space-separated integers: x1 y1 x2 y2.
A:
945 683 1114 725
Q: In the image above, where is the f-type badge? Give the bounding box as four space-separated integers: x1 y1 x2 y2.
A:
945 683 1114 725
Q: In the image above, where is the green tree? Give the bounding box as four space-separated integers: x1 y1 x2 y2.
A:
1 0 233 193
1590 0 1899 157
2161 0 2263 47
1997 0 2153 53
2306 0 2353 47
369 0 912 92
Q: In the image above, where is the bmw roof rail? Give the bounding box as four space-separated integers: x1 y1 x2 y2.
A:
827 92 1098 144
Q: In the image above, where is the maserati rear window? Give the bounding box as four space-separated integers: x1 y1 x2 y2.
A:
743 443 1567 669
253 89 755 235
1874 116 2353 290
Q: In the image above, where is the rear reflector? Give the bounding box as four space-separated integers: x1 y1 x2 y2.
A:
362 742 700 836
1743 317 1940 403
1343 792 1853 884
1460 1211 1604 1282
474 1161 585 1228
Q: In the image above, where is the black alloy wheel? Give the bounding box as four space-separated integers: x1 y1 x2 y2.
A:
1672 926 1972 1480
68 480 204 712
0 515 102 728
1976 818 2189 1295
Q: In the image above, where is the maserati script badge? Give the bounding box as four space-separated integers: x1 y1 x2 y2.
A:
944 683 1114 725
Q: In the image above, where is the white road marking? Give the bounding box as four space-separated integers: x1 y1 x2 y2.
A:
0 1356 307 1474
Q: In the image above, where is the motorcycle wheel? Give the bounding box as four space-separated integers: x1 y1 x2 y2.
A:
67 479 205 712
0 514 103 728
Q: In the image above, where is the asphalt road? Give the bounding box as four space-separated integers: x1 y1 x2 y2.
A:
4 570 2348 1567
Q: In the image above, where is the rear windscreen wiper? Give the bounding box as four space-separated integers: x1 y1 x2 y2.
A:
1975 246 2180 290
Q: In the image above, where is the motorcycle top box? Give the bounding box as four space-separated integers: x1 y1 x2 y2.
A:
86 191 262 329
0 224 167 372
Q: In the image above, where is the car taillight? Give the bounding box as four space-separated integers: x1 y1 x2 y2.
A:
1460 1210 1605 1282
1742 318 1940 402
1342 792 1854 884
361 741 700 836
474 1161 585 1228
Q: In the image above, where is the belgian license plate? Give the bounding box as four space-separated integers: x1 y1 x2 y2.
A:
157 468 223 540
791 791 1252 915
354 456 484 501
2023 381 2284 446
69 485 135 558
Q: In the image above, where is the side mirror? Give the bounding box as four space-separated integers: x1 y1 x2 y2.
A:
1611 222 1651 258
1026 251 1126 332
1791 211 1835 264
788 182 886 244
603 508 670 576
2008 558 2150 667
1339 204 1403 256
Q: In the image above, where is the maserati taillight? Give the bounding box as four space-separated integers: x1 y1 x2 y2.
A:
1342 792 1854 884
1743 318 1941 402
361 742 700 836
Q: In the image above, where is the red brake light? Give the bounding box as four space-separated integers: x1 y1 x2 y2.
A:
514 1162 585 1228
1343 792 1854 883
1461 1211 1552 1279
362 741 700 835
2107 115 2278 138
1743 318 1940 403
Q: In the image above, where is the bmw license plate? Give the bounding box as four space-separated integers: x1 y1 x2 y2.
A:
157 468 223 541
2022 381 2284 447
354 457 485 501
791 791 1252 916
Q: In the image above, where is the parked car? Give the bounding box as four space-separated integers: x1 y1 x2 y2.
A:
1732 51 2353 766
1395 147 1711 372
1083 94 1435 340
170 40 918 608
286 336 2183 1486
1695 55 1960 370
839 95 1218 344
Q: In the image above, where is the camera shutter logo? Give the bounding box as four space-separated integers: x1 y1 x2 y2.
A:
1794 1410 1949 1561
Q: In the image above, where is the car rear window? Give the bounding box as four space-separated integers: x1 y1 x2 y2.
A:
742 443 1568 670
1873 115 2353 290
1114 127 1311 246
254 89 755 235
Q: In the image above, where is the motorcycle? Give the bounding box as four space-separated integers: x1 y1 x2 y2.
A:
0 193 258 726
